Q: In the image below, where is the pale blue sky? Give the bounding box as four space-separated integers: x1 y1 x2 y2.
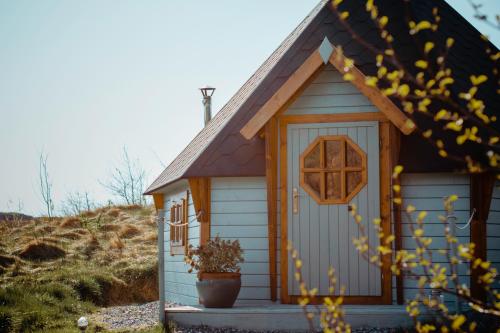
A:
0 0 498 215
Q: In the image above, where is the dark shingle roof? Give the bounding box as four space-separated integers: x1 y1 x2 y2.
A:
147 0 499 193
145 0 329 194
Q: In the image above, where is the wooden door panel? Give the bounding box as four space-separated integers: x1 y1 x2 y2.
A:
287 122 380 297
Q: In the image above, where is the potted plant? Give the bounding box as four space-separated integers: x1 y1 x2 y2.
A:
185 236 244 308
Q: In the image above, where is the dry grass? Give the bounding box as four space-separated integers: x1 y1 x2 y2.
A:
118 224 141 239
109 234 125 251
59 217 82 229
106 208 121 217
1 204 158 326
83 234 101 257
142 231 158 243
34 224 56 234
99 223 121 232
18 240 66 261
56 231 84 240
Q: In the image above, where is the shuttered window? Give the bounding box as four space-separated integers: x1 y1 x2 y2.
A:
170 195 188 255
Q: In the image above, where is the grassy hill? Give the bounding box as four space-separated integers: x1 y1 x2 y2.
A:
0 205 160 332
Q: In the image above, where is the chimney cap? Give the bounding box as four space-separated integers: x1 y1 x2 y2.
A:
199 85 216 97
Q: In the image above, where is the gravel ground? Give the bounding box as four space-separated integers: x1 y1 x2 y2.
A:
91 301 160 331
91 301 404 332
173 326 402 333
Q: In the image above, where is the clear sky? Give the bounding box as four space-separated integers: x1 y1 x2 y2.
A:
0 0 499 215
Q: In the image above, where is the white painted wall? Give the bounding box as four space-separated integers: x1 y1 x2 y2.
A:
396 173 471 305
210 177 271 301
285 65 378 115
487 181 500 291
162 180 200 305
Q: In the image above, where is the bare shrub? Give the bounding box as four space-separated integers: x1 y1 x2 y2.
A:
61 191 95 216
38 152 55 219
101 147 148 206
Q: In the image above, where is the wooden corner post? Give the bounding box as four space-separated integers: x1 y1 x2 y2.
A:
470 173 495 302
265 117 278 302
379 122 394 304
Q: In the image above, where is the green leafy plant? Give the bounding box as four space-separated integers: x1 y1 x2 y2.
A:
185 236 244 278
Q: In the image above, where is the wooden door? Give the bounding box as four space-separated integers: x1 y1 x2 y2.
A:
285 121 382 300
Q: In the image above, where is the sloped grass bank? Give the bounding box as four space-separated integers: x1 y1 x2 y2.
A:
0 205 159 332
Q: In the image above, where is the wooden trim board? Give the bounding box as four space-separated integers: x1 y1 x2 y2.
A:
470 173 495 302
328 51 413 136
241 50 324 139
240 43 414 140
379 122 394 305
265 117 278 302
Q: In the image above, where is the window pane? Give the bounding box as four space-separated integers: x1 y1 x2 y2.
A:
304 143 320 168
304 172 321 198
325 140 342 169
326 172 341 200
347 172 362 195
346 143 362 167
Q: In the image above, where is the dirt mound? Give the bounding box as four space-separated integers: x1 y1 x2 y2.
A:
100 223 121 232
59 217 82 229
0 254 16 267
118 224 141 239
19 241 66 261
0 212 33 222
106 208 121 217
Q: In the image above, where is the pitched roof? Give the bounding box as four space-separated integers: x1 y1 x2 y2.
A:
147 0 499 193
145 0 329 194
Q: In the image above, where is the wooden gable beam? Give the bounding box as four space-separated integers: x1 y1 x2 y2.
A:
189 177 211 245
240 50 324 140
328 50 414 135
240 37 415 140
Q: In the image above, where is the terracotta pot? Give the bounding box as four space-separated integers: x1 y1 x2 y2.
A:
196 272 241 308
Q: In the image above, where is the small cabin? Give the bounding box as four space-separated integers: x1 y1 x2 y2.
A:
146 0 499 314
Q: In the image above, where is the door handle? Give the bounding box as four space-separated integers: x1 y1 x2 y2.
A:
293 187 299 214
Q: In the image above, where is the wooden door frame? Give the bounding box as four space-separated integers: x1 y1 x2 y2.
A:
279 113 393 305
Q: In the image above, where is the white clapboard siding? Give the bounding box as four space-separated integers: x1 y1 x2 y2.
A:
211 177 270 300
163 183 200 305
396 173 471 305
487 181 500 291
285 65 378 115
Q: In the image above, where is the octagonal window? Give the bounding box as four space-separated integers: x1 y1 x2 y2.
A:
300 135 367 204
